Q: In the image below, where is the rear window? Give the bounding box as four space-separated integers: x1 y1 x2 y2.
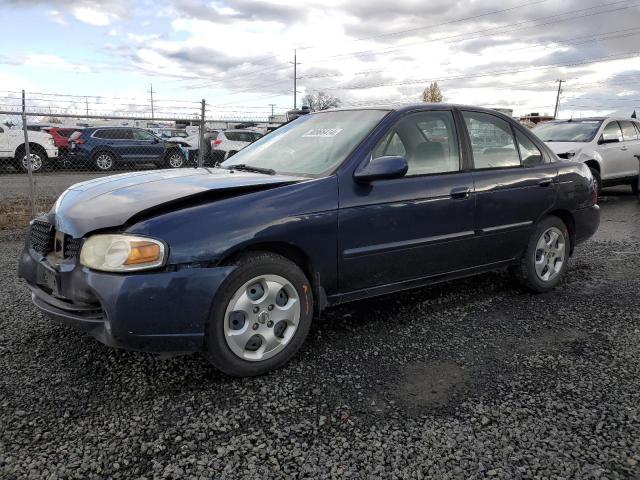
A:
225 131 262 142
619 121 638 141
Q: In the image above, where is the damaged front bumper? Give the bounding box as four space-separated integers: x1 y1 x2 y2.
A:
18 221 234 354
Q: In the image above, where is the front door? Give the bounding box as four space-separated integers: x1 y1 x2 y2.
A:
461 110 558 263
598 120 628 180
131 128 165 162
338 109 477 292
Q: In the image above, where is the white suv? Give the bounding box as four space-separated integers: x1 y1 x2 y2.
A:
211 129 263 163
533 117 640 194
0 124 58 172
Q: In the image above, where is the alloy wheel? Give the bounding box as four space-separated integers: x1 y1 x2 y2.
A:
534 226 566 282
223 274 301 361
95 153 113 170
168 152 184 168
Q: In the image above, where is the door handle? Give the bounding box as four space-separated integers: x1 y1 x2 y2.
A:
538 178 553 187
450 186 471 199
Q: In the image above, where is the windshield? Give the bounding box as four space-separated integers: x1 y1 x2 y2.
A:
222 109 389 176
533 120 603 142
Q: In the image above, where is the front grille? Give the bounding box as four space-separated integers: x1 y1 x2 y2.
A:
30 220 54 255
64 238 82 258
29 220 81 259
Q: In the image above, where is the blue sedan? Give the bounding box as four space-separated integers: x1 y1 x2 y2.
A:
18 105 600 376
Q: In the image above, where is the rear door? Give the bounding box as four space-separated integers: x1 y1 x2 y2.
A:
338 109 477 292
462 110 557 263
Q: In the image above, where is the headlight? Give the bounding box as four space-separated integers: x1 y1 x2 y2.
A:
48 138 55 146
80 234 166 272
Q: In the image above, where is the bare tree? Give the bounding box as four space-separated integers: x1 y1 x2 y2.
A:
421 82 443 103
302 91 341 111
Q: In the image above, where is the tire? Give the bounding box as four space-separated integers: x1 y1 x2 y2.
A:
204 252 314 377
93 152 115 172
631 177 639 196
14 145 47 173
164 149 186 169
589 167 602 200
514 215 571 293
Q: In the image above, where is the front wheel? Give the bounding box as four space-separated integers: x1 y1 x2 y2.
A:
164 149 186 168
15 146 47 173
514 216 570 293
204 252 314 377
589 167 602 200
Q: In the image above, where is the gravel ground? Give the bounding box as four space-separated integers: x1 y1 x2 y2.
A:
1 191 639 479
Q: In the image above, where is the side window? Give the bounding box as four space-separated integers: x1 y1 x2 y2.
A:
619 121 638 141
132 129 155 141
515 130 545 166
93 129 107 139
373 131 406 158
602 121 623 143
463 111 520 168
372 111 460 176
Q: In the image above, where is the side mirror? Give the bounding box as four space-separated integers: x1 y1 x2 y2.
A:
354 155 408 182
599 134 620 145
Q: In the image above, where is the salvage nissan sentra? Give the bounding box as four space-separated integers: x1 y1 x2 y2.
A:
18 105 600 377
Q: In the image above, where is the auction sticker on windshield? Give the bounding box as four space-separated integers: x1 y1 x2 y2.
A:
302 128 343 138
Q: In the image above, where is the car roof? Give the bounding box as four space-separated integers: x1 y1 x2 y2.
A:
316 103 519 117
224 129 261 133
543 117 640 123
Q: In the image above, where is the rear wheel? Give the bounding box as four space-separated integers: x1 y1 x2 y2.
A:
631 177 639 196
204 252 314 377
514 216 570 293
93 152 115 171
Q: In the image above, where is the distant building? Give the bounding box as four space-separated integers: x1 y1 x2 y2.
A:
519 112 554 124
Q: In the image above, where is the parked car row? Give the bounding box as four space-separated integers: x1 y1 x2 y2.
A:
0 125 263 173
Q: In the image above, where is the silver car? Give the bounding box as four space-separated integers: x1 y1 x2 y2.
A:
533 117 640 195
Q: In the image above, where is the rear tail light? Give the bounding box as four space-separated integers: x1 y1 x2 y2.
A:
212 139 222 146
74 136 85 145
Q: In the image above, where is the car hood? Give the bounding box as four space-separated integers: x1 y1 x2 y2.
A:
52 168 305 237
545 142 587 154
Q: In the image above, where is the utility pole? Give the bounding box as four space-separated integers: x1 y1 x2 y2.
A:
85 97 89 116
554 79 564 119
269 103 276 117
148 83 155 119
289 50 301 110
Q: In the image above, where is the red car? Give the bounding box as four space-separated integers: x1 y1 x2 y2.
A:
43 127 81 151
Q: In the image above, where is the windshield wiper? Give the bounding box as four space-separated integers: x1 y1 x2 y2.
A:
226 164 276 175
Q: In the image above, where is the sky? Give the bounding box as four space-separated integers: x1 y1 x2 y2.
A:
1 0 640 121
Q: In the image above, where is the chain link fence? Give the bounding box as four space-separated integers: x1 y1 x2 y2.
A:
0 91 286 229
